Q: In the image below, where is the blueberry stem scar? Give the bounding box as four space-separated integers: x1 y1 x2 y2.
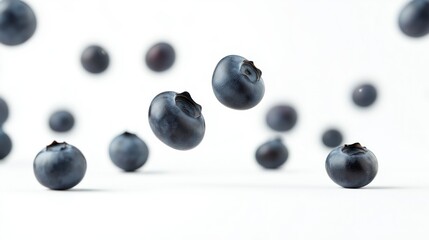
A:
175 91 202 118
240 60 262 83
342 142 367 155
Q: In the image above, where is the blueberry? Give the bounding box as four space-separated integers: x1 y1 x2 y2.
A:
0 97 9 125
325 143 378 188
145 42 175 72
265 104 298 132
212 55 265 110
352 83 377 107
255 138 288 169
109 132 149 172
0 130 12 160
49 110 75 133
322 128 343 148
0 0 37 46
398 0 429 38
33 141 87 190
81 45 110 74
148 91 205 150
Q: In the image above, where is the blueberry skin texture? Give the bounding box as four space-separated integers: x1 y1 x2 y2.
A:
145 42 175 72
81 45 110 74
109 132 149 172
0 130 12 160
266 105 298 132
398 0 429 38
255 138 288 169
33 141 87 190
0 97 9 125
149 91 205 150
325 143 378 188
212 55 265 110
352 83 377 107
0 0 37 46
322 128 343 148
49 110 75 132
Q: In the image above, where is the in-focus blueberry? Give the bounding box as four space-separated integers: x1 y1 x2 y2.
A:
0 0 37 46
49 110 75 133
149 91 205 150
0 97 9 125
0 130 12 160
109 131 149 172
145 42 175 72
33 141 87 190
266 104 298 132
322 128 343 148
212 55 265 110
81 45 110 74
325 143 378 188
255 138 288 169
398 0 429 38
352 83 377 107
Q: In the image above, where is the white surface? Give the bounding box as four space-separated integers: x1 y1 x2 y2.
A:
1 0 429 239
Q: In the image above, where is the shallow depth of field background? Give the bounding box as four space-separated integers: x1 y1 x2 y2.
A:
1 0 429 239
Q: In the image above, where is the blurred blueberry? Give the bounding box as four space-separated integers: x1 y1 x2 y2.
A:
322 128 343 148
0 130 12 160
81 45 110 74
255 138 288 169
0 97 9 125
109 132 149 172
266 104 298 132
398 0 429 37
145 42 175 72
352 83 377 107
49 110 75 133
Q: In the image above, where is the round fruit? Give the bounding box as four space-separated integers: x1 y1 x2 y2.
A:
145 42 175 72
352 83 377 107
81 45 110 74
109 132 149 172
398 0 429 38
0 130 12 160
265 104 298 132
49 110 75 133
322 128 343 148
255 138 288 169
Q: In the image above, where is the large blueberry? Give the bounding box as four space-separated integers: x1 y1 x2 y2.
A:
109 131 149 172
81 45 110 74
33 141 87 190
398 0 429 38
145 42 175 72
255 138 288 169
352 83 377 107
0 0 37 46
149 91 205 150
0 130 12 160
265 104 298 132
0 97 9 125
212 55 265 110
325 143 378 188
49 110 75 133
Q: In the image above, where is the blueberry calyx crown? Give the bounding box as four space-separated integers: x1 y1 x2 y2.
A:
341 142 367 155
122 131 136 137
175 91 202 118
240 60 262 83
47 141 68 150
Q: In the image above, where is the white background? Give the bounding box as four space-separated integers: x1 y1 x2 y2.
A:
1 0 429 239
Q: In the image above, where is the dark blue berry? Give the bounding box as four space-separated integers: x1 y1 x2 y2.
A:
33 141 87 190
325 143 378 188
398 0 429 38
255 138 288 169
149 91 205 150
266 104 298 132
0 130 12 160
322 128 343 148
145 42 175 72
81 45 110 74
49 110 75 133
0 97 9 125
0 0 37 46
352 83 377 107
109 132 149 172
212 55 265 110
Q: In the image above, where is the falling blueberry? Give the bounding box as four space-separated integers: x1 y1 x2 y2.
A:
322 128 343 148
265 104 298 132
33 141 87 190
0 0 37 46
149 91 205 150
109 132 149 172
352 83 377 107
49 110 75 133
0 130 12 160
0 97 9 125
325 143 378 188
145 42 175 72
398 0 429 38
212 55 265 110
255 138 288 169
81 45 110 74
